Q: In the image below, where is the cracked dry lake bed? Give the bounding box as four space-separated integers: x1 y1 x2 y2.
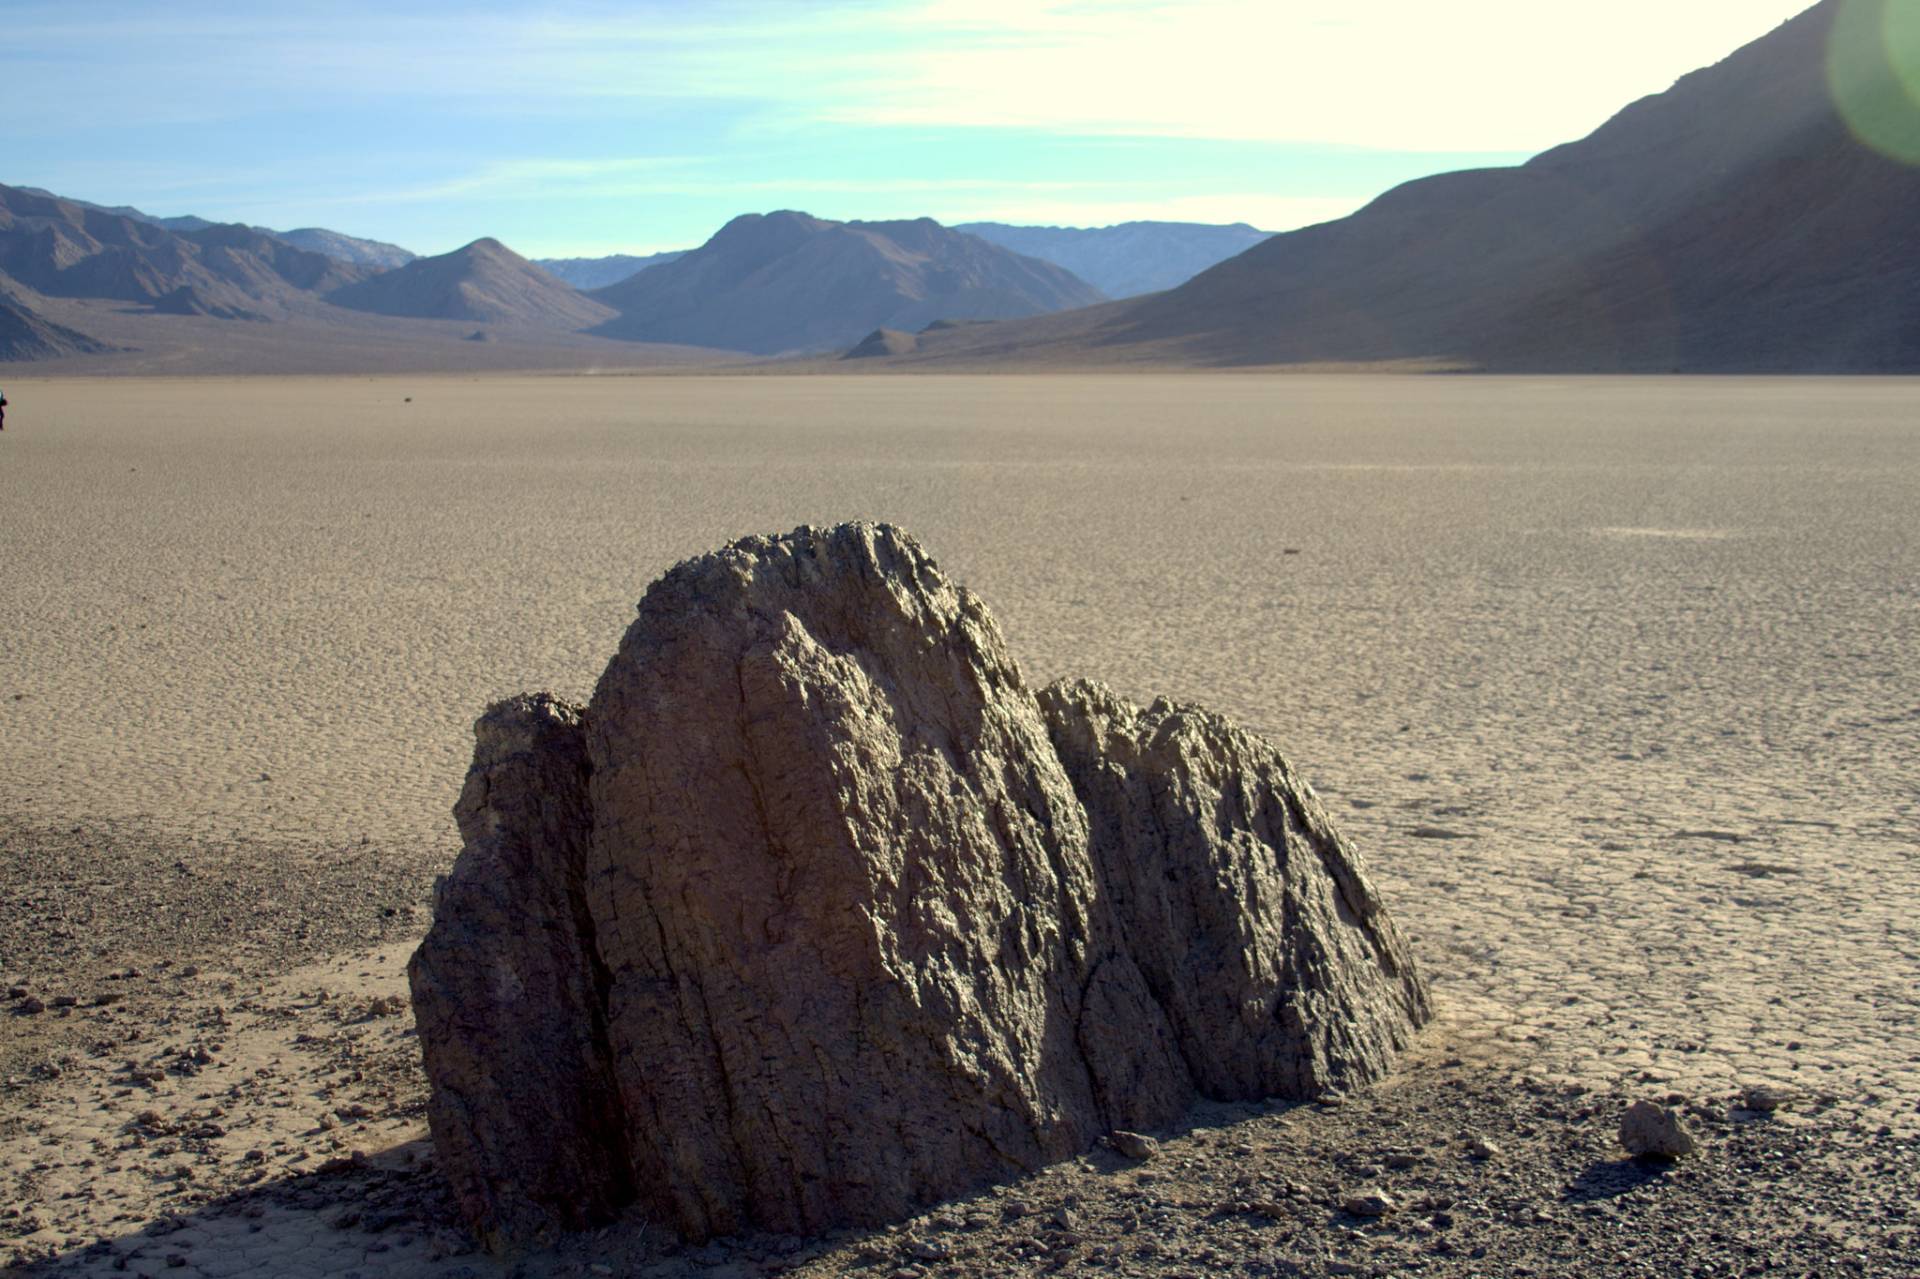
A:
2 373 1917 1276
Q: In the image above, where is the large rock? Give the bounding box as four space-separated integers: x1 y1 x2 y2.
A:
1038 680 1428 1100
410 522 1430 1249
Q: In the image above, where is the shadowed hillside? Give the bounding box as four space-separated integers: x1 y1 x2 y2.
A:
906 1 1920 372
328 238 617 328
0 295 115 361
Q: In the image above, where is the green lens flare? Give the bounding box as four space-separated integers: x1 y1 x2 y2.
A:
1830 0 1920 164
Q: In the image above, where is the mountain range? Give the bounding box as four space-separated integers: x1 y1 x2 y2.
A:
534 251 687 290
585 212 1107 354
535 221 1269 297
0 183 370 322
0 195 1129 365
898 0 1920 372
16 188 416 270
7 2 1914 374
955 221 1272 298
0 188 1116 363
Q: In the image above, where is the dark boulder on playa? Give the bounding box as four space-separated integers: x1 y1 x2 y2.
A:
409 521 1430 1250
841 326 918 358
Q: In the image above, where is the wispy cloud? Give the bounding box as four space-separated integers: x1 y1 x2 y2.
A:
306 162 1117 209
811 0 1818 151
2 0 1815 149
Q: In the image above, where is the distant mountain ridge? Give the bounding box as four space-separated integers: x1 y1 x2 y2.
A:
0 183 370 317
269 228 416 270
535 251 687 290
589 211 1107 354
955 221 1273 298
912 1 1920 371
328 237 617 328
16 188 416 269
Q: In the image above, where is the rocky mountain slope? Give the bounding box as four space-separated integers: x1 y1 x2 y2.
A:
588 212 1106 354
327 237 616 328
911 2 1920 371
0 293 114 361
957 220 1272 297
0 183 368 318
15 188 415 269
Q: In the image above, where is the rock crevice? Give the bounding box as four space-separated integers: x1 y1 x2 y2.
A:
410 522 1431 1249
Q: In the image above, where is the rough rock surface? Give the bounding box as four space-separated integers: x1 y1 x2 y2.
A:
410 522 1430 1249
1619 1100 1696 1160
406 695 631 1250
1039 679 1429 1100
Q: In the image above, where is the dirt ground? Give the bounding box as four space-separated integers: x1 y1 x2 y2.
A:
4 374 1916 1275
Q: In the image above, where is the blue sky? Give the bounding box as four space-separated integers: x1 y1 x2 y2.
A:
2 0 1814 257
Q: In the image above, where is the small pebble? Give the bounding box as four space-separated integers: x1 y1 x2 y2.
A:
1620 1100 1695 1159
1342 1192 1395 1218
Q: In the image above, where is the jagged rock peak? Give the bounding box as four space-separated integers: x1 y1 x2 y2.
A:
411 522 1430 1250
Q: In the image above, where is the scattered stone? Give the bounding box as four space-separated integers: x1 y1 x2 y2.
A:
1467 1136 1501 1160
1620 1100 1696 1160
1343 1192 1396 1218
365 994 406 1018
1110 1131 1160 1161
1744 1085 1794 1114
18 996 44 1015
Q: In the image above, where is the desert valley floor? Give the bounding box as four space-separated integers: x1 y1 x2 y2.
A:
1 374 1916 1277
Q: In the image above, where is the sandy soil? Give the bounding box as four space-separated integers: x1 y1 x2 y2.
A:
2 374 1916 1275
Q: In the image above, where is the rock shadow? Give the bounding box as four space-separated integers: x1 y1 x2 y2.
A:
1563 1155 1675 1203
12 1138 500 1279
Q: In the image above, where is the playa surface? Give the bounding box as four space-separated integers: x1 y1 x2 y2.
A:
2 374 1917 1275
